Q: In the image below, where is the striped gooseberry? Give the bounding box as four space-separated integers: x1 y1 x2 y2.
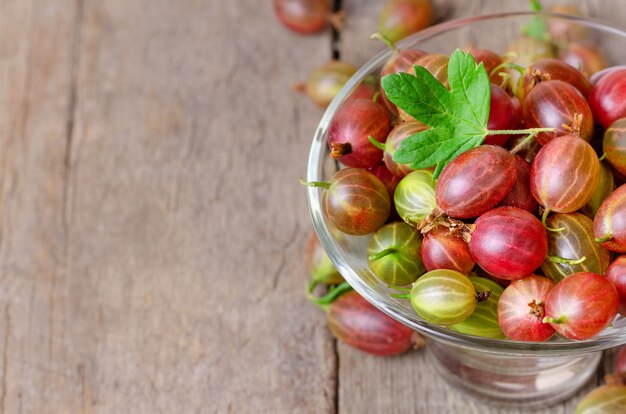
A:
589 68 626 129
367 163 401 197
484 84 521 146
407 269 483 326
274 0 330 34
606 256 626 316
497 275 555 342
469 49 506 87
581 162 615 218
328 98 391 169
543 272 619 340
451 276 505 339
517 58 591 104
304 60 357 107
559 43 607 78
304 231 344 291
497 155 538 213
530 135 600 215
421 225 475 274
469 207 547 280
436 145 517 219
327 290 422 356
376 0 432 44
379 121 428 177
304 168 390 235
394 170 436 226
594 184 626 253
541 213 610 282
575 384 626 414
604 118 626 177
523 80 594 145
374 33 427 114
367 222 426 286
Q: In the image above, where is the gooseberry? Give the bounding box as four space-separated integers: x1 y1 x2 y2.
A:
394 170 436 226
594 184 626 253
544 272 619 340
421 226 475 274
497 275 555 342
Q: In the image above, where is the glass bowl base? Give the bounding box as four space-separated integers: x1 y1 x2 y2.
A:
428 341 601 408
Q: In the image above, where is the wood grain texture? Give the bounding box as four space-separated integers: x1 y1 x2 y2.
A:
0 0 624 413
1 0 338 412
0 0 84 412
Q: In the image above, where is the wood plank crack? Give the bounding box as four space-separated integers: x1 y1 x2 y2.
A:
49 0 86 360
1 304 11 414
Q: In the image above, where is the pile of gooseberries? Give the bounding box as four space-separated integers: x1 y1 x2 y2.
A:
304 31 626 343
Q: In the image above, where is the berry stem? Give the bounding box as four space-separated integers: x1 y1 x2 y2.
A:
509 132 537 155
541 208 565 232
388 285 411 292
300 179 331 190
486 127 556 135
368 135 387 151
306 281 353 312
369 32 397 52
372 91 381 103
390 293 410 299
543 315 566 325
368 247 397 261
489 61 526 77
595 233 613 243
599 152 607 162
547 255 587 265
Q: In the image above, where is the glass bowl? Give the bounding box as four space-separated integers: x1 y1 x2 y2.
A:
306 11 626 408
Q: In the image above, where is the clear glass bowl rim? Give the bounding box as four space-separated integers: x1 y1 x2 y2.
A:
306 11 626 356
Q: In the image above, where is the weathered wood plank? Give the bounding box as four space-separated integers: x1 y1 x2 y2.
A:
62 0 336 412
337 0 622 412
0 0 83 412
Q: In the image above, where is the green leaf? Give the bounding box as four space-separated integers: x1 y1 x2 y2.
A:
382 49 490 177
523 0 549 41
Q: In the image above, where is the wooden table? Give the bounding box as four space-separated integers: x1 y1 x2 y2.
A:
0 0 622 412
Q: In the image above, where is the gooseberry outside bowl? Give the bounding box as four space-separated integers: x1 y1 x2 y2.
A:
306 11 626 408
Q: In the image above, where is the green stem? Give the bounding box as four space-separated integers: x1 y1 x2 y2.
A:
541 209 565 232
388 285 411 292
308 279 320 293
543 316 566 325
489 61 526 77
368 247 397 262
307 281 353 312
595 233 613 243
372 91 381 103
509 133 537 155
368 135 387 151
547 255 587 265
369 32 397 52
599 153 607 162
300 179 331 190
486 127 556 136
390 293 410 299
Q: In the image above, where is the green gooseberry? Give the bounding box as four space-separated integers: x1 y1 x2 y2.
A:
450 276 505 339
367 222 426 286
394 170 436 226
581 161 615 218
408 269 478 326
576 384 626 414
